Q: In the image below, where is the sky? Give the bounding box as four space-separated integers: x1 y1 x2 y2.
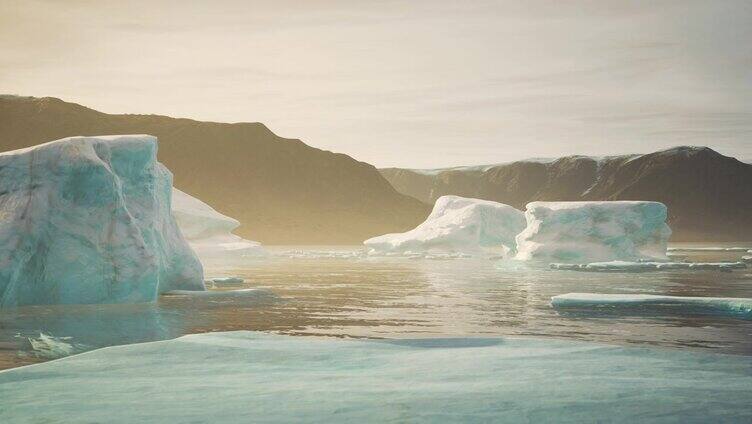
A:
1 0 751 168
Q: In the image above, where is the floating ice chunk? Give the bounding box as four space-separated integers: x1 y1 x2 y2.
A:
206 277 245 286
667 247 752 252
550 261 747 272
551 293 752 317
515 201 671 263
276 249 366 259
0 135 204 307
24 333 87 359
365 196 525 255
172 188 265 259
743 256 752 264
163 288 274 299
2 331 752 423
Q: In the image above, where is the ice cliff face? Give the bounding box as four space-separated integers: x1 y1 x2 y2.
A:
172 188 265 259
0 135 204 307
364 196 526 255
515 201 671 263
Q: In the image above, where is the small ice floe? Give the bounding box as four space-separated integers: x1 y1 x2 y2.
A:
205 277 245 287
667 247 752 252
276 250 365 259
368 250 475 260
163 289 276 299
743 256 752 264
22 333 87 359
550 261 747 273
551 293 752 318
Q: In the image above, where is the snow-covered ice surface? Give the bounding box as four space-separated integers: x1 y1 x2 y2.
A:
1 331 751 423
552 293 752 318
515 201 671 263
551 261 747 272
0 135 204 307
171 188 265 259
364 196 525 256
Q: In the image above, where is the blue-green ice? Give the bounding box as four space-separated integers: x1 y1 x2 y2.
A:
1 331 751 423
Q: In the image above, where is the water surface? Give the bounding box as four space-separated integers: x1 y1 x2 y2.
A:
1 243 751 369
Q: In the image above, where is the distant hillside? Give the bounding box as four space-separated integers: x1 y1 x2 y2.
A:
0 95 429 244
381 147 752 241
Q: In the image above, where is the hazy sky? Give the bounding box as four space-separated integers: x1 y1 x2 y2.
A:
1 0 751 167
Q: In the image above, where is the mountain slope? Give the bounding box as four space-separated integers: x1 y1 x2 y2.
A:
381 147 752 241
0 95 429 244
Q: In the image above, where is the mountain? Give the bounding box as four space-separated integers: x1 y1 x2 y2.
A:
0 95 429 244
381 147 752 241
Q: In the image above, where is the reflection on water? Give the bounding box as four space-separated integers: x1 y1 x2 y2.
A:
1 244 751 369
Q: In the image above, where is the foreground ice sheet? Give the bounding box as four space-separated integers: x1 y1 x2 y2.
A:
551 293 752 318
171 188 265 259
1 331 751 423
364 196 525 256
0 135 204 307
515 201 671 263
550 261 747 272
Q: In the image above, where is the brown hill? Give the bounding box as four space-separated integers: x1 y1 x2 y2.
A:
381 147 752 241
0 95 429 244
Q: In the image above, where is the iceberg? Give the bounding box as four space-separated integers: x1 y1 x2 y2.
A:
550 261 747 272
171 188 265 258
551 293 752 317
364 196 526 256
0 135 204 307
515 201 671 263
2 331 751 423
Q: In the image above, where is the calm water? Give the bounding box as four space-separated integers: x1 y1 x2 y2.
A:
1 243 751 369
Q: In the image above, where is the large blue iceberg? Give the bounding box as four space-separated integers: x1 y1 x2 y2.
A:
1 331 751 423
515 201 671 263
0 135 204 307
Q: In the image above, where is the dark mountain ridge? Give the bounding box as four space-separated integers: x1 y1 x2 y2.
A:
381 146 752 241
0 95 429 244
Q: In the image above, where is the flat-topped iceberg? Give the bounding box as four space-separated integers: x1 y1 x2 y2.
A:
550 261 747 272
0 135 204 307
2 331 752 423
551 293 752 317
171 188 265 259
515 201 671 263
364 196 525 256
